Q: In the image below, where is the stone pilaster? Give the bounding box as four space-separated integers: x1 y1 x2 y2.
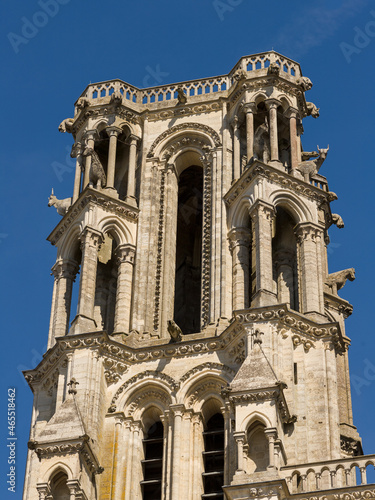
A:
286 107 299 171
231 116 240 180
113 244 136 334
50 259 79 345
265 99 281 164
243 102 256 162
71 141 83 203
228 227 251 310
233 431 246 473
170 404 185 498
126 134 140 206
106 126 122 195
264 427 278 469
295 223 325 318
70 227 103 334
249 201 277 307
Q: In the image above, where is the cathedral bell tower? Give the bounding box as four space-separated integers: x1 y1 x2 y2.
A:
23 52 374 500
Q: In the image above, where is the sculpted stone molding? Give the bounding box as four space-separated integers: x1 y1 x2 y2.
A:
162 136 211 161
147 122 221 158
148 102 221 122
29 438 103 475
235 306 346 351
108 370 179 413
187 380 224 406
127 389 171 416
153 167 166 331
103 357 128 384
292 334 314 353
228 337 246 364
115 244 136 266
179 362 236 384
200 149 213 327
51 260 79 282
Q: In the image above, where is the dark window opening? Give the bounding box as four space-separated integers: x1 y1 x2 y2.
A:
202 413 224 499
294 362 298 384
174 165 203 334
141 421 163 500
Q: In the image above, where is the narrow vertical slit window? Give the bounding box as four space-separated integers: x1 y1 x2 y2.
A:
294 362 298 385
202 413 224 499
141 421 163 499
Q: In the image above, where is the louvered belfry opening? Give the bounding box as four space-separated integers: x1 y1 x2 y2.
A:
202 413 225 499
141 421 164 500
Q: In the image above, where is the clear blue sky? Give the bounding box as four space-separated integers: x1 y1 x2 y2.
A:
1 1 374 497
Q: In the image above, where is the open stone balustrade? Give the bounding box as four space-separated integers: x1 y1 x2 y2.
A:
280 454 375 494
76 51 302 110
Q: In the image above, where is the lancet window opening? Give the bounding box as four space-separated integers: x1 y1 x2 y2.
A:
202 412 225 499
140 420 164 500
272 206 300 311
173 164 203 334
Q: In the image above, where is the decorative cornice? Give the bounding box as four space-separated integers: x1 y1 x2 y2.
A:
224 161 329 208
179 362 236 384
148 101 222 122
47 187 139 246
28 437 103 475
147 122 221 158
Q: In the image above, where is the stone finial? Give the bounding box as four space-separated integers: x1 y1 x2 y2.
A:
68 378 79 395
252 329 264 345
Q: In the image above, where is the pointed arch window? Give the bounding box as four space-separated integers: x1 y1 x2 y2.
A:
202 413 224 499
141 420 164 499
174 165 203 334
50 471 70 500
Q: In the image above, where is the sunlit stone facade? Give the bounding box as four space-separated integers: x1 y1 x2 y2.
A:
23 52 375 500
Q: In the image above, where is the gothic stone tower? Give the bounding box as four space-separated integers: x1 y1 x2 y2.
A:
23 52 375 500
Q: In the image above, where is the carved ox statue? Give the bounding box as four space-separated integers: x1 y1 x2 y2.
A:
325 268 355 295
296 145 329 182
48 188 72 216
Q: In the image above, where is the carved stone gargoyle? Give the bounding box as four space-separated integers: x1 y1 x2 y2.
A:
325 268 355 295
82 147 107 189
331 213 344 229
167 320 182 342
267 62 280 76
176 87 187 105
48 188 72 216
58 118 74 133
306 101 320 118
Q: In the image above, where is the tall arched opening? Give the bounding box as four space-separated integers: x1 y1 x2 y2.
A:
173 164 203 334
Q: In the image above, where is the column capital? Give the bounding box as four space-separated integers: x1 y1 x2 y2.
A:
248 200 275 221
126 134 141 146
233 430 246 443
242 102 257 114
79 226 104 249
36 483 51 500
51 259 79 281
115 243 136 265
265 98 281 110
83 129 98 142
169 403 185 417
294 222 323 243
264 427 278 440
228 227 251 252
285 106 299 119
106 125 122 137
